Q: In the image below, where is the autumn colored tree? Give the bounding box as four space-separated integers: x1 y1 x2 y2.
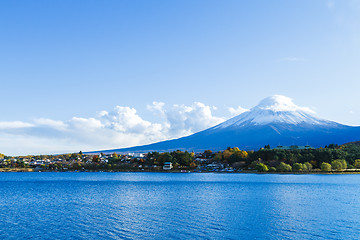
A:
222 150 232 161
233 147 240 152
203 150 213 159
190 161 197 168
92 155 100 163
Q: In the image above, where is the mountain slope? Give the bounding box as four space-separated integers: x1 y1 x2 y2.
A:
88 95 360 153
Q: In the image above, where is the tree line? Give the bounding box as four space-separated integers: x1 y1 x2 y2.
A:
2 142 360 172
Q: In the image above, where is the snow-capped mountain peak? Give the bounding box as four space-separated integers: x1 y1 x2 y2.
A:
93 95 360 154
216 95 330 128
254 95 314 113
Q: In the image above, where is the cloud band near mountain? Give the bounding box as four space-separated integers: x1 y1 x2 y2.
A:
0 102 248 155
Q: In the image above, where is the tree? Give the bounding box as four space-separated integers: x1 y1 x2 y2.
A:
203 150 213 159
321 162 332 172
229 150 248 164
331 159 347 170
233 147 240 152
239 150 248 159
175 151 192 166
92 155 100 163
326 144 338 149
189 161 197 169
292 163 304 172
222 150 233 161
277 162 292 172
158 152 173 165
213 152 222 162
18 161 26 168
173 162 180 169
255 163 269 172
147 152 160 165
354 159 360 169
304 162 312 171
269 167 277 172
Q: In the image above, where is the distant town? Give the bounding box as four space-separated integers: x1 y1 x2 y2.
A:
1 141 360 173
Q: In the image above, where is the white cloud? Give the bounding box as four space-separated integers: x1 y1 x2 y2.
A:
70 117 103 130
228 106 249 116
0 121 34 129
164 102 225 136
147 101 165 115
100 106 153 133
0 133 78 156
34 118 68 131
0 102 226 155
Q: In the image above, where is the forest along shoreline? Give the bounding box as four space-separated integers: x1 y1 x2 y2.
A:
2 142 360 174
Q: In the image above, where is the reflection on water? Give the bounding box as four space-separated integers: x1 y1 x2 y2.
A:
0 172 359 239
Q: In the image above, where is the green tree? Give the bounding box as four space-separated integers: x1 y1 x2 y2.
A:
331 159 347 170
292 163 304 172
203 150 213 159
354 159 360 169
276 162 292 172
321 162 332 172
147 152 160 165
172 151 192 166
255 163 269 172
213 152 222 162
304 162 312 171
268 167 277 172
158 152 173 165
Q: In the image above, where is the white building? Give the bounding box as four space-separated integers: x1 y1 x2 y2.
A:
163 162 173 170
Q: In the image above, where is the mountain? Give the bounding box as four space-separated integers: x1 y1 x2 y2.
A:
88 95 360 154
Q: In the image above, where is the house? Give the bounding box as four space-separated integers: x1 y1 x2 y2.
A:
128 153 145 158
195 158 208 162
163 162 173 170
206 163 224 169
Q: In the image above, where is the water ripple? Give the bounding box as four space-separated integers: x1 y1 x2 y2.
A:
0 172 360 239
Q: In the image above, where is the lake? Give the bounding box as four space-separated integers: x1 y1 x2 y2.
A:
0 172 359 239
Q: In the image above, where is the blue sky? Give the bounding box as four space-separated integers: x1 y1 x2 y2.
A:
0 0 360 155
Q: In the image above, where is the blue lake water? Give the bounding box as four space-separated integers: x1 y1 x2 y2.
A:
0 172 359 239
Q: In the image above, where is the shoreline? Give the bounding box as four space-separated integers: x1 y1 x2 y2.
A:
1 168 360 174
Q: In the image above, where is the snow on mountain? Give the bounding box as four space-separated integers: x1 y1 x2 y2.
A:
215 95 331 128
87 95 360 153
